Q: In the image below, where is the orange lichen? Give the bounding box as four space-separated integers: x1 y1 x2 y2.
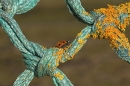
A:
101 26 129 50
52 48 65 67
48 64 51 68
76 32 82 38
42 46 46 49
94 2 130 32
85 34 90 39
53 2 130 65
54 72 64 80
56 49 64 55
82 10 91 16
78 38 85 44
55 49 64 66
91 33 98 39
91 2 130 52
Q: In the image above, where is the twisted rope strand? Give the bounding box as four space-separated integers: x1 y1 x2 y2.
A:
0 9 35 54
65 0 94 24
1 0 130 86
13 69 34 86
66 0 130 63
0 3 91 85
1 0 40 16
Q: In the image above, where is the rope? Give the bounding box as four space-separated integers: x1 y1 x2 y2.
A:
1 0 40 17
0 0 130 86
65 0 130 63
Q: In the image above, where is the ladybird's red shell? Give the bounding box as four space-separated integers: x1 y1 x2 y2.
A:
56 40 71 48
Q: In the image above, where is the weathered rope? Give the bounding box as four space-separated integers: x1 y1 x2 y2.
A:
1 0 40 16
66 0 130 63
65 0 94 24
0 1 91 85
0 0 130 86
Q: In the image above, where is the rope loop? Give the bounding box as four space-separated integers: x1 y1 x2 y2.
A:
1 0 130 86
0 0 40 17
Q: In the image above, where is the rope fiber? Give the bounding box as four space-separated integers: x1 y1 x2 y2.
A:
0 0 130 86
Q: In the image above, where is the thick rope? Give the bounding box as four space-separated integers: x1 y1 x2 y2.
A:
0 3 91 85
65 0 130 63
65 0 94 24
1 0 40 17
0 0 130 86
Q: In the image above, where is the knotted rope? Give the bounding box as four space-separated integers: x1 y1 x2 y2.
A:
0 0 130 86
65 0 130 62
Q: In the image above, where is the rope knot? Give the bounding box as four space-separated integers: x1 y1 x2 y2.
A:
23 47 63 78
35 48 62 77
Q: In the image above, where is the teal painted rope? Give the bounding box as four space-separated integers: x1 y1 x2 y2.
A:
0 9 35 54
0 9 74 85
0 5 91 85
13 70 34 86
0 0 130 86
1 0 40 16
65 0 94 24
65 0 130 63
15 0 40 14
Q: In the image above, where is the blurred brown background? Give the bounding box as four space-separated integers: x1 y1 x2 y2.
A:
0 0 130 86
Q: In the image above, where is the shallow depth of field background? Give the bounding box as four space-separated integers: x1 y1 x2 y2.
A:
0 0 130 86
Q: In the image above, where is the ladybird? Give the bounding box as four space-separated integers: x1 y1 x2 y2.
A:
56 40 71 48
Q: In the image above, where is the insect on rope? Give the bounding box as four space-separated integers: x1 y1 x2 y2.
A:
0 0 130 86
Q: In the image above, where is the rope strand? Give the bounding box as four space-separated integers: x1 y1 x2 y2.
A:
0 0 130 86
